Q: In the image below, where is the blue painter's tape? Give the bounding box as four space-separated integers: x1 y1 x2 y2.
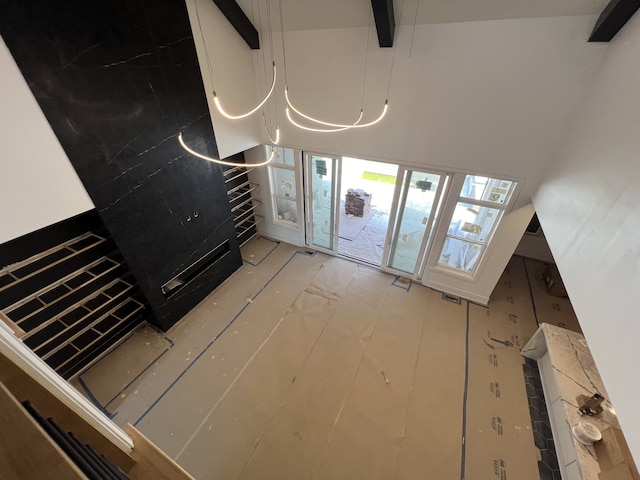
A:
133 249 309 426
77 376 112 417
78 322 174 411
391 276 412 291
104 345 172 409
242 239 280 267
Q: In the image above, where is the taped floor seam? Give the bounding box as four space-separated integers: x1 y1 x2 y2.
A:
235 258 360 477
132 250 313 427
104 345 172 409
77 323 174 412
522 257 540 326
460 300 470 480
314 286 391 476
390 291 428 477
242 238 280 267
174 314 289 461
235 303 338 478
76 376 110 416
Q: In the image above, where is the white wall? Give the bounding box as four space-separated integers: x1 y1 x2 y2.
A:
202 10 607 302
184 0 263 159
0 37 94 245
534 12 640 463
272 16 604 193
196 7 607 189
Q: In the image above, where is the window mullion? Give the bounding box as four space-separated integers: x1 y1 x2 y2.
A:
445 234 486 246
458 196 507 210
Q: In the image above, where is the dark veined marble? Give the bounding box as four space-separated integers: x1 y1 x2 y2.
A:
1 0 243 330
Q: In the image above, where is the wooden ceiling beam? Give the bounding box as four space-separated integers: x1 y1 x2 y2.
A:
371 0 395 47
211 0 260 49
589 0 640 42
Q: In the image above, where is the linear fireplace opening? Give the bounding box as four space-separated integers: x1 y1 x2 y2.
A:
161 240 231 299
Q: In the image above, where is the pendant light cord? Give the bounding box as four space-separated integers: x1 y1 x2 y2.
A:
259 0 279 134
385 0 406 100
409 0 420 58
256 0 279 143
278 0 290 88
267 0 279 128
257 1 269 125
193 0 217 91
360 11 372 110
280 0 387 131
179 0 276 165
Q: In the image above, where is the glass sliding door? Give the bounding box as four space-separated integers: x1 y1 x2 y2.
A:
337 157 398 266
306 154 339 251
386 170 446 276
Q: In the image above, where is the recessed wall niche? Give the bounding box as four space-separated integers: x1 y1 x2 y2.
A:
0 0 243 331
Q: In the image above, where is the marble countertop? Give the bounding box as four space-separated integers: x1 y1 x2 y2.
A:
522 323 620 480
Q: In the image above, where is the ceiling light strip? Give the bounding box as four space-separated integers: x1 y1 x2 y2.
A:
285 88 388 129
285 107 358 133
178 133 274 167
213 62 277 120
263 114 280 144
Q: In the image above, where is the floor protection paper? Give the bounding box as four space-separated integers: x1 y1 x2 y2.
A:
74 238 587 480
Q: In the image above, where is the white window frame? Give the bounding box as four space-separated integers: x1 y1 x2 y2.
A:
268 146 301 228
428 173 518 278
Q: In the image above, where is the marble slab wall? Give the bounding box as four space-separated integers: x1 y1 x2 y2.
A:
1 0 243 331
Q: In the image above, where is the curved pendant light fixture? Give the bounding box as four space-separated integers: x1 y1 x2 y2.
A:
285 87 364 129
285 106 363 133
178 133 275 167
275 0 391 133
263 113 281 144
213 61 277 120
188 0 280 162
285 87 388 129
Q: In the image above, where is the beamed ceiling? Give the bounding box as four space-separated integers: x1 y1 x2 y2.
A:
223 0 639 47
235 0 609 31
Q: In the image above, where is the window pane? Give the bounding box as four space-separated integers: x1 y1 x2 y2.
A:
438 237 484 272
272 167 296 198
272 146 296 166
460 175 514 204
310 156 335 250
275 198 298 224
282 148 296 166
448 202 501 243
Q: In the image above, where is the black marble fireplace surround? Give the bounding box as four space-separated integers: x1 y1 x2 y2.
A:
1 0 244 331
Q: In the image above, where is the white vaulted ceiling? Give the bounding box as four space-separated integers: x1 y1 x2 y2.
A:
236 0 608 31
